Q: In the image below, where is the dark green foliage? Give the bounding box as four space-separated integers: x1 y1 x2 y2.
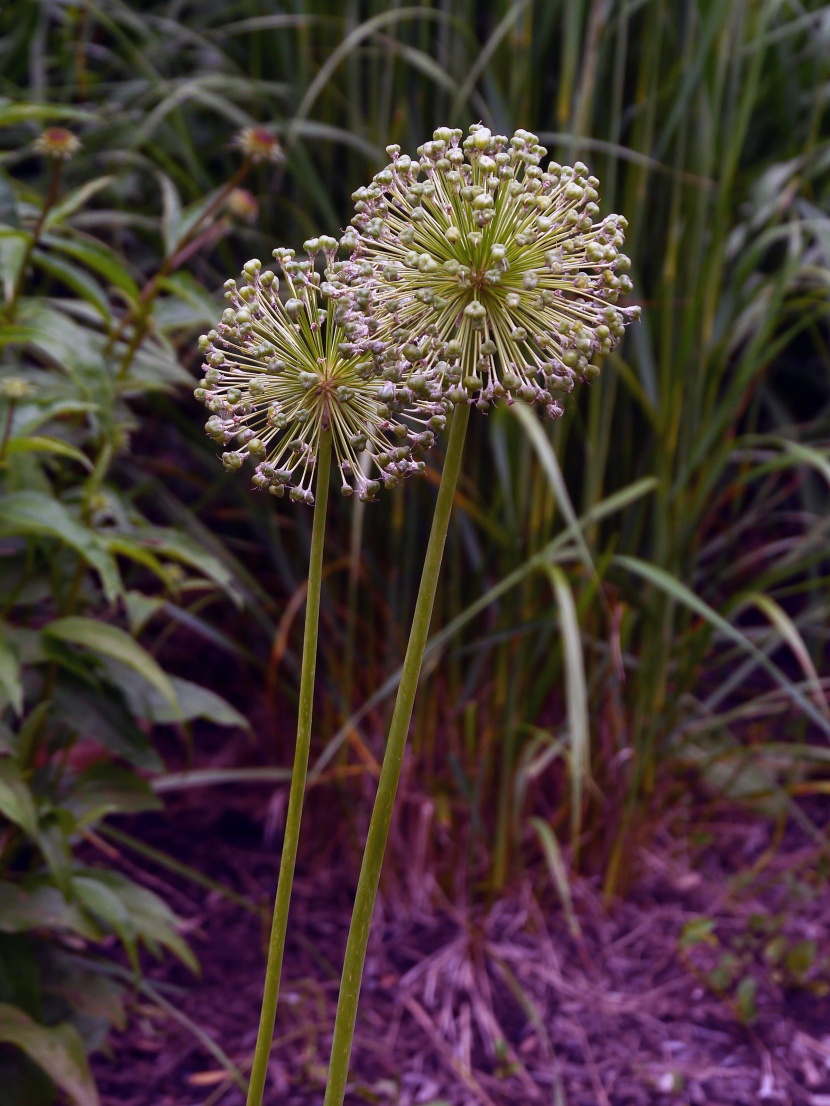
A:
0 11 257 1095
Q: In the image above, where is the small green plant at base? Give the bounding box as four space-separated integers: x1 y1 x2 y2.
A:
680 910 829 1027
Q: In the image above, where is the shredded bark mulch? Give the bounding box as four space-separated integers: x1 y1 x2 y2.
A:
90 792 830 1106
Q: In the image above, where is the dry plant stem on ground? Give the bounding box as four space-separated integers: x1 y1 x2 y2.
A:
324 402 470 1106
246 432 331 1106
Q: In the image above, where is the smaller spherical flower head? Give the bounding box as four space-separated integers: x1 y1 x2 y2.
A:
225 188 259 224
33 127 82 161
233 127 284 165
346 124 640 418
196 240 447 504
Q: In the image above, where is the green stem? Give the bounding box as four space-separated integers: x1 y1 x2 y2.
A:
7 159 62 322
246 432 332 1106
108 161 251 375
323 402 470 1106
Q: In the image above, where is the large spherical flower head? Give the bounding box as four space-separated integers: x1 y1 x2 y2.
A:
195 241 445 504
347 124 640 416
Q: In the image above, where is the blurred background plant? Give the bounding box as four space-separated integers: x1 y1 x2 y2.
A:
1 0 829 1099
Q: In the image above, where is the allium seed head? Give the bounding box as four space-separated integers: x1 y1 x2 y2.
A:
196 245 446 503
346 124 639 416
33 127 82 160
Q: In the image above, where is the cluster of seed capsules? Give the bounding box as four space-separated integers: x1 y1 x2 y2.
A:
196 124 640 502
195 243 447 503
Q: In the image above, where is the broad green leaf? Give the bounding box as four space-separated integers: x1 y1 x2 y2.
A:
131 527 245 605
123 590 165 636
104 537 175 588
0 759 37 836
76 871 196 972
44 618 178 715
0 324 40 348
0 1002 100 1106
38 235 140 301
66 763 162 827
42 177 115 230
168 677 248 729
114 879 197 972
119 673 248 729
30 250 112 322
11 399 98 438
51 677 161 771
4 435 92 470
0 882 99 940
0 933 41 1017
123 337 191 390
0 628 23 716
154 271 223 331
0 492 121 603
15 301 110 395
72 876 136 964
0 724 15 755
35 821 74 897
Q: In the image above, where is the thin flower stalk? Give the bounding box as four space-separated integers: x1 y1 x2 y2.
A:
7 129 81 320
195 245 444 1106
323 402 470 1106
245 430 331 1106
324 124 640 1105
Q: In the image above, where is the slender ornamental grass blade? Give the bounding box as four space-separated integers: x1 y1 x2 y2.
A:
614 555 830 742
530 817 582 940
546 564 590 857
